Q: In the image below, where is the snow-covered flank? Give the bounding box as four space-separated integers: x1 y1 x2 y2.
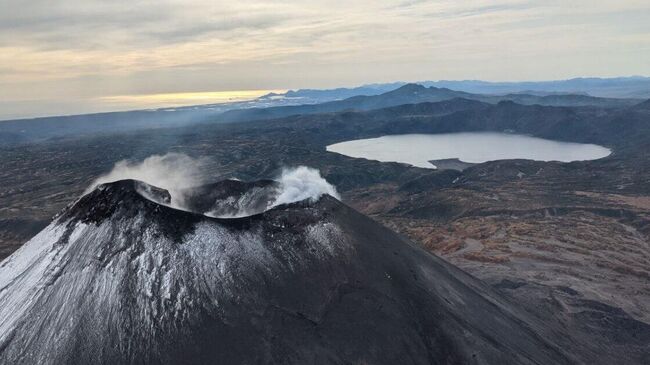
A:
0 221 72 346
270 166 340 208
0 179 577 365
305 222 345 257
0 202 350 364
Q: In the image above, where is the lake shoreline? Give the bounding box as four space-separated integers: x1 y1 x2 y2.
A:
327 132 611 169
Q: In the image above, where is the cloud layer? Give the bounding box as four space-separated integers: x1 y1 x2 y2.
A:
1 0 649 118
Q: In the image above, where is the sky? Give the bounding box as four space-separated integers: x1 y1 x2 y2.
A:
1 0 649 120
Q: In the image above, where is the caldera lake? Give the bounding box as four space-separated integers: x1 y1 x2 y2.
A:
326 132 611 169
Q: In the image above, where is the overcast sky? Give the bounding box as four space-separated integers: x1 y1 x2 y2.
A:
1 0 649 119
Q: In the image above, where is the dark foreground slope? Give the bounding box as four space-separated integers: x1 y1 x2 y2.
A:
0 179 572 365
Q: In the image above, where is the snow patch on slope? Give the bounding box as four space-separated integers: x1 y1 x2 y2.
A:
0 221 86 347
0 206 351 363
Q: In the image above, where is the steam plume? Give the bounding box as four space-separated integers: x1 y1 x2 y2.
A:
87 153 206 208
88 156 338 216
270 166 339 207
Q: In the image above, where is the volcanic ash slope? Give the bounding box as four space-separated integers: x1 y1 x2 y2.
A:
0 179 573 364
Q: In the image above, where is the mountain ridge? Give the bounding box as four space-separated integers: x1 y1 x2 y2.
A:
218 83 639 124
0 82 641 146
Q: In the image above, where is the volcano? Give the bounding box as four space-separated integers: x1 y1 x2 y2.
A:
0 179 573 364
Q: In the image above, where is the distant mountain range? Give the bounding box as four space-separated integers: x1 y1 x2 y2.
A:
219 83 640 123
419 76 650 98
262 83 402 101
279 76 650 100
1 77 648 146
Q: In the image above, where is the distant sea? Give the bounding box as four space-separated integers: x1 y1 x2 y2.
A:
0 89 285 121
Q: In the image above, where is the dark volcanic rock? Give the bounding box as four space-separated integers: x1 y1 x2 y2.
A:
632 98 650 111
180 179 279 217
0 179 573 365
398 169 462 193
428 158 477 171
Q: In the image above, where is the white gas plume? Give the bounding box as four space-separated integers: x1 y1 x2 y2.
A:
87 157 338 216
270 166 340 208
87 153 206 208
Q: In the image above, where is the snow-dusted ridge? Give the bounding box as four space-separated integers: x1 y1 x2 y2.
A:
0 179 350 364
